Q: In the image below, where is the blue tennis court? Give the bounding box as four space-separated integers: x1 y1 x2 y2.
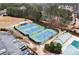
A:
15 23 45 35
15 23 58 44
24 26 44 35
29 29 58 43
17 23 37 30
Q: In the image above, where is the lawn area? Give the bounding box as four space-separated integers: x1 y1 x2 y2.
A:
0 16 25 28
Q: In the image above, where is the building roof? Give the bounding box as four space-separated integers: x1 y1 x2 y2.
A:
0 9 7 15
74 9 79 14
74 5 79 14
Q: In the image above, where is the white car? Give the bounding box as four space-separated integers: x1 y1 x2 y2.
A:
0 49 6 54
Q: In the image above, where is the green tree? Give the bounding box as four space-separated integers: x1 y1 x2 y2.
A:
27 5 42 21
7 7 28 18
44 42 62 54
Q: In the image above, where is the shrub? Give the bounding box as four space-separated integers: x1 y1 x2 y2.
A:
0 28 8 31
44 42 62 54
15 36 23 39
45 44 50 51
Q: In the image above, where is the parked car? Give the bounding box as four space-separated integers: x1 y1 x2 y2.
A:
0 49 6 54
20 45 27 51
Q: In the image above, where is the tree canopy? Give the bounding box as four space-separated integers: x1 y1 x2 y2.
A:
45 42 62 54
0 3 73 23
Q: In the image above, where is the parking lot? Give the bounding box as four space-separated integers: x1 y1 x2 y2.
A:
0 31 33 55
